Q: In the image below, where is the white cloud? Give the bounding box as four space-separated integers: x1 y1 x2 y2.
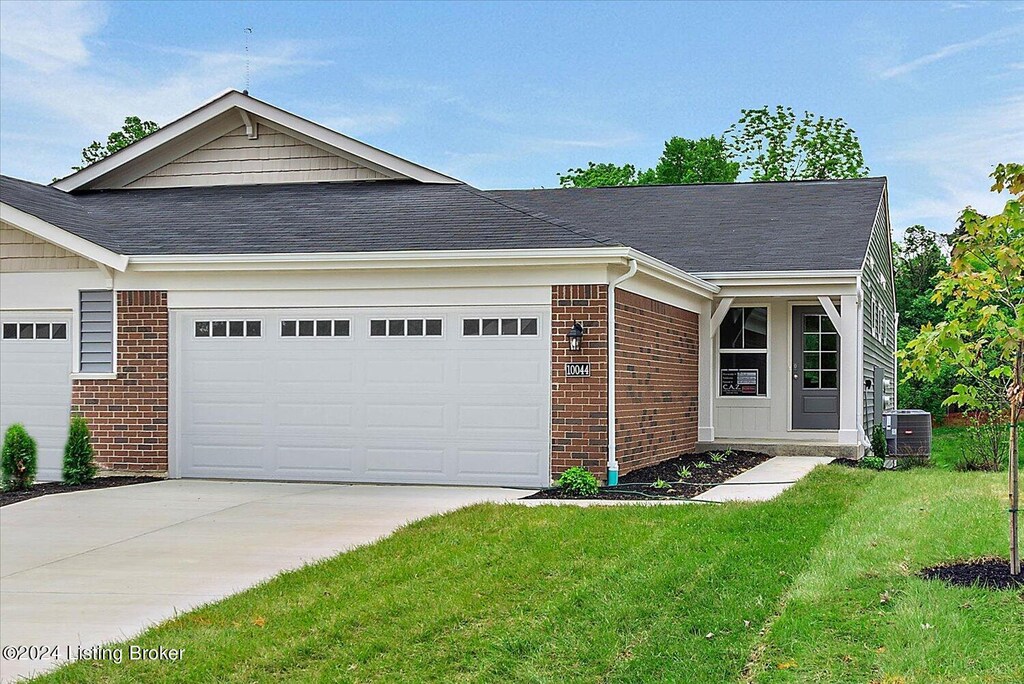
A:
0 1 105 72
0 2 331 181
878 25 1024 79
886 92 1024 235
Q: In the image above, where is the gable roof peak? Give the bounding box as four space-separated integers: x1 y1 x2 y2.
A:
52 90 460 192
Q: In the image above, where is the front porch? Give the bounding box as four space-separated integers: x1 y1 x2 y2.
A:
695 272 866 459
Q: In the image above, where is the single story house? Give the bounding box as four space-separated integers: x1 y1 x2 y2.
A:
0 90 896 487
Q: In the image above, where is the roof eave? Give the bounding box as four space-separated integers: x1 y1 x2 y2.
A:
0 202 128 271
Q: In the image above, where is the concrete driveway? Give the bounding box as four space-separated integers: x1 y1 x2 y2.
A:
0 480 527 682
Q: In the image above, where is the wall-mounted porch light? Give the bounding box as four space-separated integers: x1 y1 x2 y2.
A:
566 321 585 352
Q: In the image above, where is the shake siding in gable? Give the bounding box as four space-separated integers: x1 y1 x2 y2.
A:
126 125 394 189
861 198 897 432
0 224 94 272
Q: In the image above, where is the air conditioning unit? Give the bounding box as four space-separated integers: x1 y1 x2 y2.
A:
883 409 932 459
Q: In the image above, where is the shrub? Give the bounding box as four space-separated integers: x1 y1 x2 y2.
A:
955 412 1008 472
2 424 37 491
870 424 888 460
556 466 599 497
861 455 884 471
63 415 97 485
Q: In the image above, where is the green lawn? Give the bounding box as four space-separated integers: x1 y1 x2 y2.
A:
38 468 1022 683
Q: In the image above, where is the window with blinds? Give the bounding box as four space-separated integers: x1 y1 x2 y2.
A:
79 290 114 373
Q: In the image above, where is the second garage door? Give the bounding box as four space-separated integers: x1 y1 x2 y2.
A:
174 307 550 487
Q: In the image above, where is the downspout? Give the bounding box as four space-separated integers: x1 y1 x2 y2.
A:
607 258 639 486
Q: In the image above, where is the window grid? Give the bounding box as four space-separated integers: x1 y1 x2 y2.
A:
462 317 539 337
802 314 838 390
194 320 262 338
1 322 68 341
369 318 443 337
280 319 350 337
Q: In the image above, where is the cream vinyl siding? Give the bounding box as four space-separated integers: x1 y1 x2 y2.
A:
126 124 395 189
0 223 94 272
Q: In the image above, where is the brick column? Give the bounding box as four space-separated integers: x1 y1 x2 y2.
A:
550 285 608 481
72 291 169 472
615 291 699 475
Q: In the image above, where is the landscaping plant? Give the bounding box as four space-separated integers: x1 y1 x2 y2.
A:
901 162 1023 575
861 455 884 471
695 460 710 470
1 423 37 491
870 423 888 460
63 415 97 485
710 452 726 464
956 410 1009 472
556 466 599 497
676 465 692 480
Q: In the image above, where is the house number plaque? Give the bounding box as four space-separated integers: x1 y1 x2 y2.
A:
565 362 591 377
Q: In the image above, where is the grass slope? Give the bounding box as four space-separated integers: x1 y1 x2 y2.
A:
36 468 1022 683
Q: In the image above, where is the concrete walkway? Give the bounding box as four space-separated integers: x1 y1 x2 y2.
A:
0 480 526 682
692 456 834 502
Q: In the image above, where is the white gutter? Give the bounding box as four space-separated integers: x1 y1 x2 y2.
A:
606 258 639 485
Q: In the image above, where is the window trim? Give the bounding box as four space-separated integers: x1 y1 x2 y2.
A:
368 318 444 338
461 317 540 337
279 318 351 338
193 319 264 339
716 305 770 399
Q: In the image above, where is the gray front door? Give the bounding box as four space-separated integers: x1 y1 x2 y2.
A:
792 306 840 430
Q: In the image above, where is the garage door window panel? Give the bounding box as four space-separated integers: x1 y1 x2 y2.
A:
280 319 351 337
195 320 262 338
462 317 540 337
370 319 443 337
2 322 67 340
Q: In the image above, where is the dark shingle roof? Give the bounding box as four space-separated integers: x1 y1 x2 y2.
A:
1 174 885 273
0 176 614 255
492 178 886 272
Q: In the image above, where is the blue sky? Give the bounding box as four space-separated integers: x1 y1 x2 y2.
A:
1 1 1021 238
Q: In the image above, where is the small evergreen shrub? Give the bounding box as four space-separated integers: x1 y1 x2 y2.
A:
556 466 599 497
870 424 889 460
2 423 37 491
63 415 97 485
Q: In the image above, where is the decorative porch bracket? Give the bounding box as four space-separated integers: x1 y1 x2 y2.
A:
707 297 735 339
817 296 843 334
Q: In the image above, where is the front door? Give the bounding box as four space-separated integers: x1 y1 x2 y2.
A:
792 306 840 430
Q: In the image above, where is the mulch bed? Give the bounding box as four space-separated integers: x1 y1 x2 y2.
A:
0 476 165 507
524 450 772 500
919 557 1024 591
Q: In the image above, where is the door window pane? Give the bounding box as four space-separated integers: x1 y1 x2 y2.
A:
821 371 838 389
281 320 296 336
333 320 350 337
298 320 314 337
803 370 819 389
19 323 34 339
520 318 538 335
2 323 16 339
229 321 244 337
316 320 332 336
36 323 51 339
369 320 386 337
482 319 499 336
246 321 262 337
212 321 227 337
51 323 67 339
388 319 405 336
820 352 838 370
425 319 442 336
501 318 519 335
463 319 479 336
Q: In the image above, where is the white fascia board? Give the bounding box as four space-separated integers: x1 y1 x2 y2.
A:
694 269 861 289
0 202 128 271
52 90 459 191
126 247 720 297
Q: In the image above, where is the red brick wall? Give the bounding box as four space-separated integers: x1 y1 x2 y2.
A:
72 291 168 472
614 291 699 475
550 285 608 481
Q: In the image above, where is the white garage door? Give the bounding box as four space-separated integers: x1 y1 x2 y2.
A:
174 308 550 487
1 314 72 482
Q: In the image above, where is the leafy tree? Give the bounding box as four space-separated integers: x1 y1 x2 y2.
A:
74 116 160 171
558 162 646 188
62 415 97 485
649 136 739 185
2 423 37 491
894 225 949 331
726 105 869 181
900 162 1023 575
558 135 739 188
